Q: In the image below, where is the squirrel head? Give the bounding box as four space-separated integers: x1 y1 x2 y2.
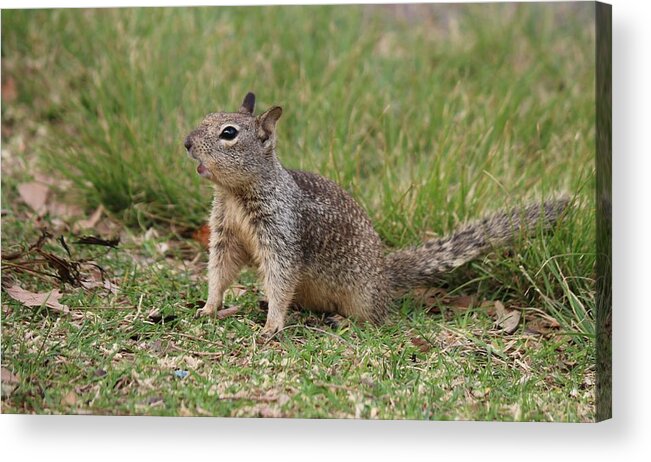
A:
184 92 283 190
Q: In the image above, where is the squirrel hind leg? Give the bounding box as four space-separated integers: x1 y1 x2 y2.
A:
335 290 390 326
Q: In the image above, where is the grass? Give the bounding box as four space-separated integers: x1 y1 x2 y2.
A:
0 209 595 420
1 3 596 420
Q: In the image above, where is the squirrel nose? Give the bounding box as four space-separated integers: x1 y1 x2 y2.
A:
184 137 193 151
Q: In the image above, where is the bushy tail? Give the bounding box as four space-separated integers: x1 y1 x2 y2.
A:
385 198 570 296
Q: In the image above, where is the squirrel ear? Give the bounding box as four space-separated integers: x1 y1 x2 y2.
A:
239 92 255 114
257 106 283 142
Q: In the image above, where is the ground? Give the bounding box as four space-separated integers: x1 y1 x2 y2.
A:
1 3 596 420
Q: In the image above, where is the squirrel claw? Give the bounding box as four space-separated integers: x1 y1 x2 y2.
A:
259 322 283 342
195 305 217 319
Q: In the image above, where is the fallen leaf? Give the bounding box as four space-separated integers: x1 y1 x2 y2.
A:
224 284 248 299
258 405 282 418
216 306 240 319
447 295 475 311
494 301 521 334
2 76 17 103
277 394 291 406
147 308 177 324
355 402 364 419
185 300 205 309
179 402 194 417
410 337 432 353
156 242 170 255
17 182 49 215
32 172 60 186
79 264 119 294
75 205 104 231
182 355 202 369
143 227 159 241
81 278 120 295
193 223 210 249
47 201 83 220
412 287 448 313
480 300 498 316
61 390 78 406
146 396 164 406
525 316 561 335
1 367 19 398
4 285 69 314
196 405 212 416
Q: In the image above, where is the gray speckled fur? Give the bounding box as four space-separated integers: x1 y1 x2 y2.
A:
184 93 568 336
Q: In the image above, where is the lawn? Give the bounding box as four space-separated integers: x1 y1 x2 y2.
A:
1 3 596 420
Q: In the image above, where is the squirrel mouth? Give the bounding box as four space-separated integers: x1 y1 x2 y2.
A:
196 163 209 176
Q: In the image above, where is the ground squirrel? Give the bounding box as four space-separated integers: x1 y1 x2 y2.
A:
184 93 568 337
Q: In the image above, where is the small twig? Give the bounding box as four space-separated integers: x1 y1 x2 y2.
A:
136 294 144 318
1 261 60 280
58 235 72 258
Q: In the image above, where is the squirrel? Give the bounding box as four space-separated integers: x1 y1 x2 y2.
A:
184 92 569 337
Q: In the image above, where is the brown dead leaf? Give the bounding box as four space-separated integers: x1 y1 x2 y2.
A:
410 337 432 353
525 317 561 335
1 367 20 398
193 223 211 249
17 182 49 215
412 287 448 313
32 172 61 186
480 300 498 316
61 390 78 406
2 76 17 103
81 278 119 295
216 306 240 319
196 405 213 416
47 201 84 220
258 405 282 418
185 300 205 309
412 288 479 315
494 301 521 334
146 396 164 407
143 227 159 241
224 284 248 299
447 295 476 312
147 308 177 324
179 401 194 417
75 205 104 231
156 241 170 255
5 285 69 314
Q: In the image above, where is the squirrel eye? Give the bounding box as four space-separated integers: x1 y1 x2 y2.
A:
219 126 238 140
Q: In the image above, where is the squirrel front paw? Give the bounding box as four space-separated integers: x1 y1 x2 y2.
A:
259 316 285 341
195 303 218 318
